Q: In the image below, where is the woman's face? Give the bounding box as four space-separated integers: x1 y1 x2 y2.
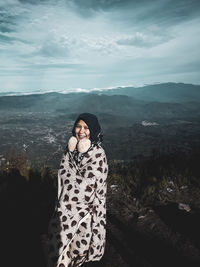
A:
75 120 90 141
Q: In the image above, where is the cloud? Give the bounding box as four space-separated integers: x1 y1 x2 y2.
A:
116 32 172 47
0 0 200 91
0 33 16 43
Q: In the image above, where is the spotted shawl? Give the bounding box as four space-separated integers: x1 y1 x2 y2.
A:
47 144 108 267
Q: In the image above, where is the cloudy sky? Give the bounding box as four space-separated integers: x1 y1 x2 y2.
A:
0 0 200 93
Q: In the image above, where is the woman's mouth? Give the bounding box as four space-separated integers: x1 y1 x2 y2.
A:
78 135 86 139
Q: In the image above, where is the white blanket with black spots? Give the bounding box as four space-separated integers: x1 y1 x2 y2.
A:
47 144 108 267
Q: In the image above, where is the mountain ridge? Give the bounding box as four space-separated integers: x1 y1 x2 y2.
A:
0 82 200 120
1 82 200 102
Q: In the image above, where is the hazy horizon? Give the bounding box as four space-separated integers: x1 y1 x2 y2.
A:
0 81 199 97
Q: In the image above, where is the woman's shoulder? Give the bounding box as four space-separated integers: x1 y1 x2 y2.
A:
92 144 106 153
89 144 107 161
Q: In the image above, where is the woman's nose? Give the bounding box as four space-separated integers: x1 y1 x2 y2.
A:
80 127 85 133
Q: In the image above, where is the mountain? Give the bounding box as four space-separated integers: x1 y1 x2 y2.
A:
57 94 145 116
0 83 200 121
0 92 83 112
94 83 200 103
1 83 200 164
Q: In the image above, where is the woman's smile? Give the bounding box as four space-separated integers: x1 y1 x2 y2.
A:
78 134 87 139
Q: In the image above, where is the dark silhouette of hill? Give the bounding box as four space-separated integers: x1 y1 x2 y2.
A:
0 168 56 267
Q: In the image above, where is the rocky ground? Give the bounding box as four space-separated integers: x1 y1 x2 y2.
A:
95 185 200 267
40 184 200 267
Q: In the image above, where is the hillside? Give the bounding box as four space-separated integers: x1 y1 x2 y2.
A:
95 83 200 103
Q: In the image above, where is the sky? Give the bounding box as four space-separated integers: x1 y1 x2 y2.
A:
0 0 200 93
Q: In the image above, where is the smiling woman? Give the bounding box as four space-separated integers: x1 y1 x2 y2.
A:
47 113 108 267
75 120 90 141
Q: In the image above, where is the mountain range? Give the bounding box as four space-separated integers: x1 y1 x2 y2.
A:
0 83 200 122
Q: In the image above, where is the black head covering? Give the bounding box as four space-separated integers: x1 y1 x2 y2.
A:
72 113 102 143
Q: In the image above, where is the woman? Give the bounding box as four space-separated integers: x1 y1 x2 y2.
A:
47 113 108 267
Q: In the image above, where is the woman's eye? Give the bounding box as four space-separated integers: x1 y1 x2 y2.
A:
75 125 88 130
